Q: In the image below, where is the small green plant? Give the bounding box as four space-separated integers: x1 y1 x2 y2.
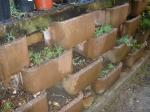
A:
130 39 141 50
5 33 16 42
95 24 112 37
116 35 131 46
29 45 64 65
117 35 141 50
73 57 86 66
100 63 115 77
141 14 150 30
29 51 42 65
0 101 14 112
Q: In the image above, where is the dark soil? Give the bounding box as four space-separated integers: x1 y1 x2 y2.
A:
47 84 76 112
101 57 150 112
0 84 34 111
73 51 94 73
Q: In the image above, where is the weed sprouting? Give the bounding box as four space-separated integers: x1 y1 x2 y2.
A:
95 24 113 37
29 45 64 66
100 63 115 77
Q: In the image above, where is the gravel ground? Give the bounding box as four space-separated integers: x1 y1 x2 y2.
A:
101 58 150 112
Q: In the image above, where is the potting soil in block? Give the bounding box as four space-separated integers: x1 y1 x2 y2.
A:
73 51 94 73
47 85 77 112
0 83 34 111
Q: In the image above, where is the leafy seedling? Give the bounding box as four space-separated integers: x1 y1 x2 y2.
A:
101 63 115 77
116 35 131 46
29 45 64 66
0 101 14 112
95 24 112 37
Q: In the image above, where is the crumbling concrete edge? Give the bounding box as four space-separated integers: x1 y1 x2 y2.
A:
84 50 150 112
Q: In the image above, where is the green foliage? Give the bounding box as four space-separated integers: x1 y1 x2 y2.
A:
117 35 141 50
0 101 14 112
130 39 141 50
29 45 64 65
5 33 15 42
141 14 150 30
73 57 86 66
116 35 131 46
10 0 26 19
95 24 112 37
101 63 115 77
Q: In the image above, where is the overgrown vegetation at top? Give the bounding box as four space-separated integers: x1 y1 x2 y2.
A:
95 24 113 37
0 100 14 112
29 45 64 65
117 35 142 50
0 33 16 45
10 0 26 19
100 63 115 77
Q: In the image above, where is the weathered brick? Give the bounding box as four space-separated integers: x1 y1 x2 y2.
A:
0 37 29 81
125 44 145 67
63 58 102 95
59 92 83 112
15 92 48 112
104 44 130 63
49 13 95 49
76 29 117 59
93 63 122 94
22 49 72 93
123 16 141 36
106 3 129 27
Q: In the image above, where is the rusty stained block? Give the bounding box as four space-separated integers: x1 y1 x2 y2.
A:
59 92 83 112
77 28 117 59
104 44 130 63
49 13 95 49
27 32 44 46
22 49 72 93
0 37 29 81
106 3 129 27
63 58 102 95
93 63 122 94
125 44 145 67
15 92 48 112
124 15 141 37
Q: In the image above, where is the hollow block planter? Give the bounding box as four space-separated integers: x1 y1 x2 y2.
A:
131 0 148 16
123 15 141 36
106 3 129 27
15 92 48 112
93 63 122 94
76 28 117 59
22 49 72 93
58 92 83 112
104 44 130 63
125 44 145 67
63 58 102 95
0 37 29 81
49 13 95 49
